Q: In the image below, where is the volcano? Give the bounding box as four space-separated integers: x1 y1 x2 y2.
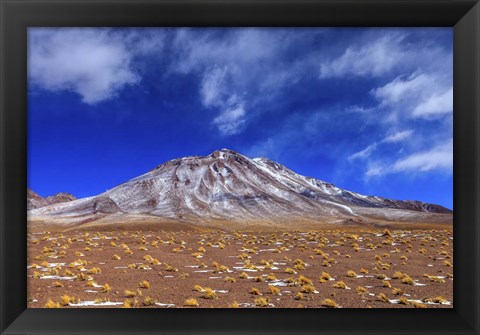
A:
28 149 452 229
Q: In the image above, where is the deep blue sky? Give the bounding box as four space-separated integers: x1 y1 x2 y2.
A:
28 28 453 209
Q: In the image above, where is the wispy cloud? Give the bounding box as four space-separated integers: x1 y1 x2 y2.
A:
383 130 413 143
412 87 453 118
391 140 452 173
319 33 407 78
348 144 378 161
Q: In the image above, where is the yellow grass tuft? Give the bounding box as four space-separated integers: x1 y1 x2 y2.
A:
382 281 392 288
346 270 357 278
333 281 347 289
321 298 338 308
112 254 121 260
401 276 415 285
377 293 390 303
268 285 281 295
124 290 137 298
52 281 64 288
143 296 156 306
254 297 269 307
250 287 261 295
100 284 111 293
356 286 369 295
224 277 236 283
203 287 217 299
139 280 151 289
184 298 199 307
230 301 240 308
45 299 61 308
300 284 316 294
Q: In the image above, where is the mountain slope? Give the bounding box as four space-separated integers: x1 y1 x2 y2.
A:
27 189 77 210
28 149 452 228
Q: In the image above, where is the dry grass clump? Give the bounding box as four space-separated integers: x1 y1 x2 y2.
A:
45 299 61 308
100 283 111 293
382 281 392 288
124 290 137 298
319 272 332 282
411 301 427 308
392 271 404 279
184 298 199 307
239 272 249 279
346 270 357 278
203 287 217 299
298 275 313 285
300 284 316 294
401 276 415 285
295 292 305 300
268 285 281 295
443 260 452 267
60 294 78 306
425 296 448 304
284 267 296 274
356 286 369 295
138 280 151 289
224 276 236 283
112 254 121 260
254 297 270 307
391 288 404 296
52 281 64 288
333 281 347 289
377 293 390 303
230 301 240 308
321 298 338 308
143 296 156 306
250 287 262 295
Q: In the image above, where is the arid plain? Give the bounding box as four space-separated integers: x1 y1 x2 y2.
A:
28 223 453 308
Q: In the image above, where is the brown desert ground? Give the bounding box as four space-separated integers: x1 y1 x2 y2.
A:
27 221 453 308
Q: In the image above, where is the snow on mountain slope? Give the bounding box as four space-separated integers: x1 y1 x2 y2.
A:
28 149 452 226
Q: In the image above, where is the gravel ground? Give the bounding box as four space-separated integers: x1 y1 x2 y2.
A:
27 227 453 308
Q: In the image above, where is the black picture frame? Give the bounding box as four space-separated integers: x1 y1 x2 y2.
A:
1 0 479 334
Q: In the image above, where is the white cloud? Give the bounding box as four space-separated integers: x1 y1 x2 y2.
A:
213 104 246 135
348 144 378 161
28 28 165 105
29 29 140 104
383 130 413 143
319 33 407 78
392 140 452 173
412 87 453 118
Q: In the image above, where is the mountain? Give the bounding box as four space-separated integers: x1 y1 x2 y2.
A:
27 189 76 210
28 149 452 229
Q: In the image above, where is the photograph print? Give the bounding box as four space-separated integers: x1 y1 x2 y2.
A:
27 28 453 308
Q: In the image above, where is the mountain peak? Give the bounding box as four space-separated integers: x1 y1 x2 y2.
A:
210 148 241 159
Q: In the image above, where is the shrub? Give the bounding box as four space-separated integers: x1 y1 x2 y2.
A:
124 290 137 298
300 284 316 294
184 298 199 307
143 296 156 306
139 280 151 289
203 288 217 299
254 297 269 307
333 281 347 289
377 293 390 303
45 299 61 308
101 284 111 293
268 285 281 295
250 287 261 295
321 298 338 308
401 276 414 285
356 286 369 294
346 270 357 278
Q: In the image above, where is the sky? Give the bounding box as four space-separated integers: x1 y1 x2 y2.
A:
27 28 453 209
